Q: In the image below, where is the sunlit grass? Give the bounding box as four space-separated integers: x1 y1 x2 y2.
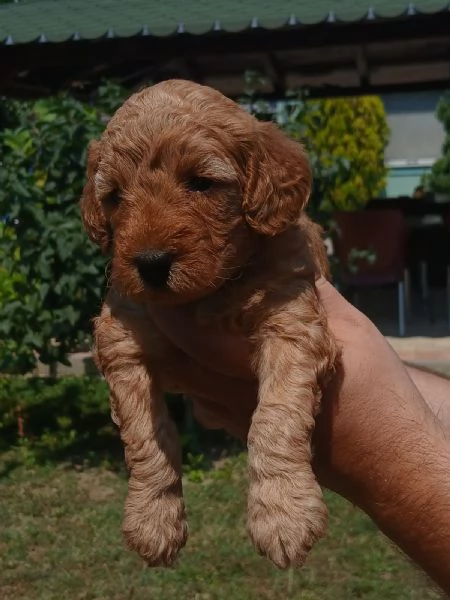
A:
0 453 441 600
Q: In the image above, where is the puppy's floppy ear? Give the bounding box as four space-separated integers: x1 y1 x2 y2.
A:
242 121 312 236
80 140 112 254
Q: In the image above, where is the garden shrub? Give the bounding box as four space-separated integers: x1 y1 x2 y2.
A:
0 82 127 373
0 376 237 467
243 74 390 216
0 376 113 458
424 91 450 196
304 95 389 211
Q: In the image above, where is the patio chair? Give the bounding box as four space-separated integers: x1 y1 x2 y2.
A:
332 210 409 336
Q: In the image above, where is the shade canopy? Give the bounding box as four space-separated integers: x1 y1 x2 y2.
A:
1 1 450 98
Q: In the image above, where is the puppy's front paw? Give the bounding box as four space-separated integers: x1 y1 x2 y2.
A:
123 494 188 567
247 477 328 569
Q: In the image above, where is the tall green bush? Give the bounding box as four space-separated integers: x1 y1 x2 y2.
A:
242 75 389 215
0 82 127 373
425 91 450 196
304 96 389 211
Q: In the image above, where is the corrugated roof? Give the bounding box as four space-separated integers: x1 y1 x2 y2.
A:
1 0 449 45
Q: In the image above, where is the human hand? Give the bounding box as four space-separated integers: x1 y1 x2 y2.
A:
147 277 412 490
148 280 450 592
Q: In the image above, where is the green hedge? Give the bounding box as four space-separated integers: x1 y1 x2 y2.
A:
0 376 114 462
0 376 238 469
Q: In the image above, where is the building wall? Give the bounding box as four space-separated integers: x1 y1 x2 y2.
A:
381 91 445 197
384 166 431 197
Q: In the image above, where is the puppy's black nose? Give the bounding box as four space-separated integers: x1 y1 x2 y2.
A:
134 250 173 289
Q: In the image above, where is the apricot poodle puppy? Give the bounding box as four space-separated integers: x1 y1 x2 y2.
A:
80 79 339 569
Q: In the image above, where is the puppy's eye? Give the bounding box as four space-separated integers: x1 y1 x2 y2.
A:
186 177 213 193
103 189 121 208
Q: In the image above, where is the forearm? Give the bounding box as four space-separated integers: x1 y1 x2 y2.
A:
357 405 449 592
328 367 450 593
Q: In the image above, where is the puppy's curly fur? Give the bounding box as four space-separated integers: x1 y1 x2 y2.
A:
81 80 339 569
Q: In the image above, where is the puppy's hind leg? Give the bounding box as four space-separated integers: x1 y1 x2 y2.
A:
94 298 187 567
247 284 338 569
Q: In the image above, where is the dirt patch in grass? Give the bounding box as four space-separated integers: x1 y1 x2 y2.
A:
76 470 118 502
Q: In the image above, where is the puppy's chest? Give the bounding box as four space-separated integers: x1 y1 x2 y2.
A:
151 287 269 395
196 284 269 335
148 271 308 395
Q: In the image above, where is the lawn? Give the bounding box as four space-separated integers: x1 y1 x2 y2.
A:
0 452 442 600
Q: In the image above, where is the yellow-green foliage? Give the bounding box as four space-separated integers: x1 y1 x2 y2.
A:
304 96 390 211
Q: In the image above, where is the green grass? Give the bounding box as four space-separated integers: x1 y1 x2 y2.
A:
0 453 442 600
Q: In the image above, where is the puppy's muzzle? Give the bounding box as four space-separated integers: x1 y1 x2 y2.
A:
134 250 174 289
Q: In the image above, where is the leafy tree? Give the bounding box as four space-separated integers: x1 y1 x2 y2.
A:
424 91 450 196
0 82 127 373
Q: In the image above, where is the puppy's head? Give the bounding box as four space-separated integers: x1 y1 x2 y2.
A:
81 80 311 304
